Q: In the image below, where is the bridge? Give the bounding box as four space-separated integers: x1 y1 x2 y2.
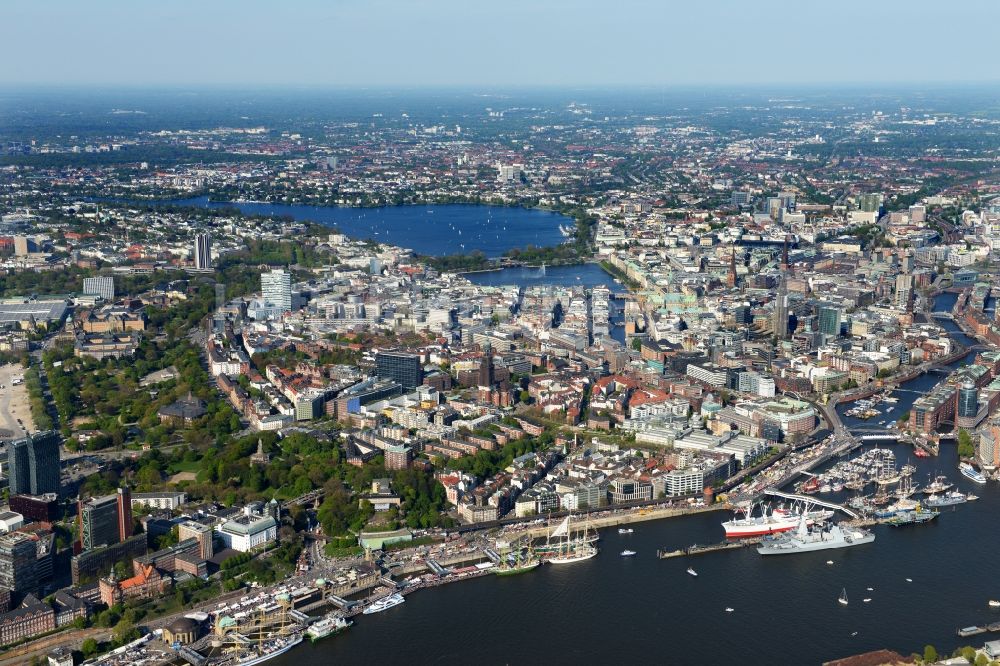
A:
763 489 859 520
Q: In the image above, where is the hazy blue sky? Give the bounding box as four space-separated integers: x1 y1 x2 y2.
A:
4 0 999 87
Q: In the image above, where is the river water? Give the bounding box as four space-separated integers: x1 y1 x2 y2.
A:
274 292 991 665
165 197 569 257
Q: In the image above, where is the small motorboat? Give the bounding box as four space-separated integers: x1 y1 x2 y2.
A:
725 607 734 613
826 560 834 565
989 600 1000 608
618 528 634 535
687 567 698 577
620 550 636 557
863 598 872 603
905 578 913 583
967 494 979 501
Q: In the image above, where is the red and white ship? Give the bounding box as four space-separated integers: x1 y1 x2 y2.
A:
722 504 833 538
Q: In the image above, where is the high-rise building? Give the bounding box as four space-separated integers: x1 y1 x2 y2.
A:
261 269 292 312
82 276 115 301
772 279 788 340
7 432 60 497
193 233 212 270
77 488 132 552
817 305 843 338
375 351 423 390
0 532 38 596
958 382 979 418
895 273 914 310
177 521 214 560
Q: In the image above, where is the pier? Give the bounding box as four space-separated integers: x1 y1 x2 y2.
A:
657 538 763 559
956 622 1000 637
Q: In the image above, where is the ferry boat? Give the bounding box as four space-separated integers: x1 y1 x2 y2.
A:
959 462 987 484
236 633 303 666
306 614 351 642
363 593 405 615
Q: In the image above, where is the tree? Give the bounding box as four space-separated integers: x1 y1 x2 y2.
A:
630 338 642 351
923 645 938 663
81 638 98 657
957 429 975 459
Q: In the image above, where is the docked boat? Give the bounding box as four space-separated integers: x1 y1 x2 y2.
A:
722 503 832 538
966 493 979 501
620 550 636 557
547 514 599 564
757 518 875 556
306 614 351 642
960 462 987 485
550 542 598 564
236 633 303 666
885 508 939 527
923 475 954 494
924 491 967 508
363 593 405 615
495 549 541 576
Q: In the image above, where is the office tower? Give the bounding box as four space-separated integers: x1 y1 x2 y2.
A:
0 532 38 596
772 279 788 340
894 273 914 310
817 306 843 338
82 276 115 301
193 233 212 269
261 269 292 312
858 193 883 214
77 488 132 552
375 351 423 390
178 521 214 560
733 305 752 325
7 432 60 496
958 382 979 418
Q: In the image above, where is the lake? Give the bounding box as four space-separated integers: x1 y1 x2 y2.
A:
166 197 571 257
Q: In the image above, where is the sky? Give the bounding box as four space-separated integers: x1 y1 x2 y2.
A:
3 0 999 88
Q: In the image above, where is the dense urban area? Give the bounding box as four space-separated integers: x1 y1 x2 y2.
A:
0 87 999 666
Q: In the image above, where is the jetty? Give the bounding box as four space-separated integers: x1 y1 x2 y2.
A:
657 538 762 559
